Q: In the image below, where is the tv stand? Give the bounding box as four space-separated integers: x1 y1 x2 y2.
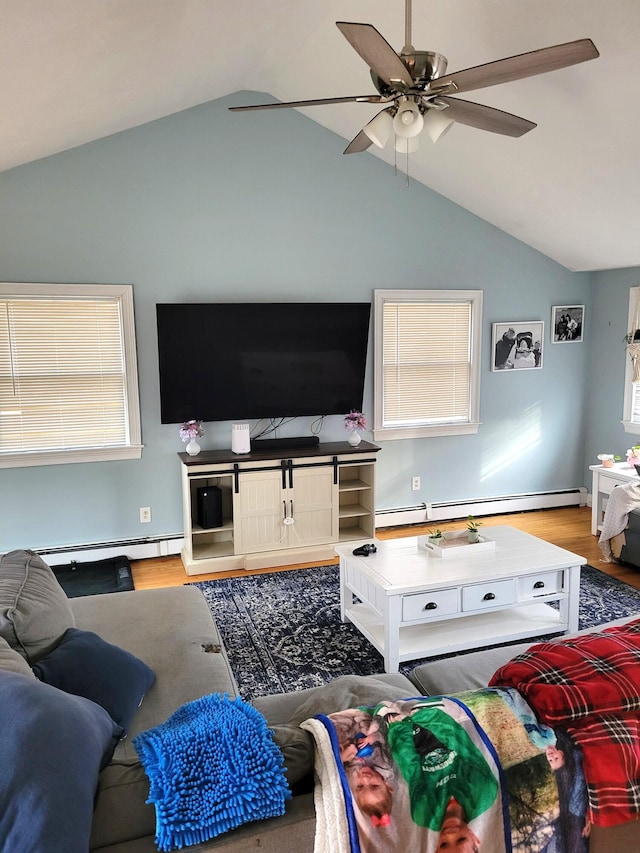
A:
178 440 380 574
252 436 320 451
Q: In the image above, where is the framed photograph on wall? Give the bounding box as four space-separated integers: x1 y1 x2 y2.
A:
492 321 544 371
551 305 584 343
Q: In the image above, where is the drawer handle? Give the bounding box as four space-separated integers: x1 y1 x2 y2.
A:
533 580 545 589
483 592 496 601
424 602 438 610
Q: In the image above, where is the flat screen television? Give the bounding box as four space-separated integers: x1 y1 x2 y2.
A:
156 302 371 424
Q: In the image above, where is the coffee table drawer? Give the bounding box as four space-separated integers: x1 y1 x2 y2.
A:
462 579 515 611
518 571 564 600
402 588 459 622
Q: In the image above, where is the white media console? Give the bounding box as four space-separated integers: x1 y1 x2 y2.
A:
179 440 380 573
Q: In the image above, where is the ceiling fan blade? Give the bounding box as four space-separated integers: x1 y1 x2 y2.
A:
434 38 599 95
337 22 414 89
229 95 384 112
437 97 536 137
343 130 374 155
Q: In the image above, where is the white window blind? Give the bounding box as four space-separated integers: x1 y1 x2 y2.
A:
0 283 142 468
374 289 482 440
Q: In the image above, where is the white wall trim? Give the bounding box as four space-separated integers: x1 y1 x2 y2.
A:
9 535 185 565
376 487 588 528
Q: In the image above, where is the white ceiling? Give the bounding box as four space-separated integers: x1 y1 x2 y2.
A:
2 0 639 272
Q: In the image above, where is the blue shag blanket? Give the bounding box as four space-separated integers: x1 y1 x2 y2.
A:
133 693 291 851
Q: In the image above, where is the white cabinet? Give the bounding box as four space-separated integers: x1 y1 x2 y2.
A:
179 441 379 575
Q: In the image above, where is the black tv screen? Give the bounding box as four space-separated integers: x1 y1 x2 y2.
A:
156 302 371 424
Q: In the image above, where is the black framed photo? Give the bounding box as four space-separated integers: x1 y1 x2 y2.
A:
551 305 584 343
492 321 544 371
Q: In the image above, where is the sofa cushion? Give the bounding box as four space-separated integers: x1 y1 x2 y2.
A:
0 635 35 677
0 549 75 662
90 757 156 849
0 670 123 852
409 643 533 695
70 586 237 759
32 627 156 733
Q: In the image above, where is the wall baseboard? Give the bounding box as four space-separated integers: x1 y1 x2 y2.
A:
375 487 588 529
7 486 589 563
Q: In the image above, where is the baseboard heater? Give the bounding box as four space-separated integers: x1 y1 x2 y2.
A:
11 534 185 566
375 487 588 529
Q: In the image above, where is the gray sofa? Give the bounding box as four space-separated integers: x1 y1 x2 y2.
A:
620 506 640 567
0 549 637 852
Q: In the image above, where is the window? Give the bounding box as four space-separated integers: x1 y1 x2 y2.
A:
373 289 483 441
622 285 640 436
0 283 142 468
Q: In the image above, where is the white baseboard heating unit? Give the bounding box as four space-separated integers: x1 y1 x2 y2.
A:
24 535 184 566
375 487 588 529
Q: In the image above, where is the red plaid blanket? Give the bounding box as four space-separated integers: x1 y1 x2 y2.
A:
490 618 640 827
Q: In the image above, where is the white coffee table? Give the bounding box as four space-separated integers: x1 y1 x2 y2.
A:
335 525 586 672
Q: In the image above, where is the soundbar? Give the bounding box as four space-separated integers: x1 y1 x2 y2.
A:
252 436 320 451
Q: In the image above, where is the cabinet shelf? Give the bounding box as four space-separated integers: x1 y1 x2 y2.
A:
192 520 234 536
338 525 371 542
192 539 235 560
339 505 370 519
339 478 371 492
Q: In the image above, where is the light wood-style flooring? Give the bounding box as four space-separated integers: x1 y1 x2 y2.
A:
131 506 640 591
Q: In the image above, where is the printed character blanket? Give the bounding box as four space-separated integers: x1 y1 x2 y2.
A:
301 688 590 853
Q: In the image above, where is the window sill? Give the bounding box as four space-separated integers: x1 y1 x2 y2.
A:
0 445 144 469
373 422 481 441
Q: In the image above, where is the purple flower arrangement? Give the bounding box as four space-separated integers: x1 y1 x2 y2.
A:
344 410 366 432
179 420 204 442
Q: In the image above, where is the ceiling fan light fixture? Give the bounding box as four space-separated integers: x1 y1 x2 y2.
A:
392 101 424 138
423 108 454 143
394 135 420 154
363 109 393 148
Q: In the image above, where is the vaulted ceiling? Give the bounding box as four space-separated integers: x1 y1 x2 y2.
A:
3 1 639 271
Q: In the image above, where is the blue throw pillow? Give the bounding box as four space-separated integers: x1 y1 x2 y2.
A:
32 627 156 733
0 670 123 852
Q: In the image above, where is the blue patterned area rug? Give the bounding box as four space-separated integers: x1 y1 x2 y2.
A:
193 564 640 700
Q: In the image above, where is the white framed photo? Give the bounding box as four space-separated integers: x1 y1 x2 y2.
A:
492 321 544 371
551 305 584 343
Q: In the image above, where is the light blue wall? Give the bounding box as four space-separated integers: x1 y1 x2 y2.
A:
0 93 593 552
584 267 640 476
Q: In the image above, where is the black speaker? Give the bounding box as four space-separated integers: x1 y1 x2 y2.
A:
196 486 223 529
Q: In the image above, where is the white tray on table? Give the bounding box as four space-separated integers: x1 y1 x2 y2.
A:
418 530 496 558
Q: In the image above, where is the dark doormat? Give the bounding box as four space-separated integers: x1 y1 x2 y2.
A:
51 555 135 598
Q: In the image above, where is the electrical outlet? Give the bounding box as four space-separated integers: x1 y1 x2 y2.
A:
139 506 151 523
411 476 421 491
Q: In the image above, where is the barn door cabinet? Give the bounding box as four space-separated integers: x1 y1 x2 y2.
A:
179 440 380 574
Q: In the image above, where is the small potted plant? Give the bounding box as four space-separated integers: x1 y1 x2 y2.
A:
627 446 640 467
466 515 483 544
427 528 443 544
597 453 620 469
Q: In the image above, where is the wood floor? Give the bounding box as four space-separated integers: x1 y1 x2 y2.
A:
131 505 640 591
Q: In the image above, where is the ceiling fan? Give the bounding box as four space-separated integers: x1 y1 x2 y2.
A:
229 0 599 156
